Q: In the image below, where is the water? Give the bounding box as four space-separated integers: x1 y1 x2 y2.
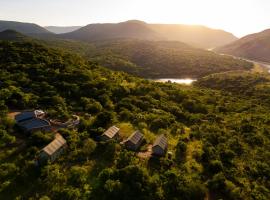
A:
154 78 196 85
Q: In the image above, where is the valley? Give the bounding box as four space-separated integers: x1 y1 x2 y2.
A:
0 18 270 200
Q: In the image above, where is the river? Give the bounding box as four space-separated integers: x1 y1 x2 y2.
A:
153 78 196 85
219 53 270 73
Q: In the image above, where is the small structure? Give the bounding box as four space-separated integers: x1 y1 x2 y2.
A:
101 126 120 141
15 110 51 133
37 133 67 165
50 115 80 129
124 130 144 151
18 118 51 133
15 110 45 123
152 134 168 156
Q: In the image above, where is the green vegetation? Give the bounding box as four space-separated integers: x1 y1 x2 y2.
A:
196 71 270 105
44 39 253 78
0 41 269 200
0 30 253 79
85 40 253 78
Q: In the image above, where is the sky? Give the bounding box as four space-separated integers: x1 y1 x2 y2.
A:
0 0 269 37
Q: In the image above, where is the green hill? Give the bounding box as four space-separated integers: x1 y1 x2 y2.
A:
0 29 251 79
86 39 253 78
0 40 269 200
0 30 29 41
60 20 237 49
196 71 270 104
0 20 51 35
215 29 270 63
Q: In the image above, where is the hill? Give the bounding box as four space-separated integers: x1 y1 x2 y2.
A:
60 20 238 49
215 29 270 63
44 26 82 34
0 30 29 41
85 39 253 78
0 30 252 78
195 71 270 104
0 20 51 35
60 20 164 42
150 23 237 49
0 40 269 199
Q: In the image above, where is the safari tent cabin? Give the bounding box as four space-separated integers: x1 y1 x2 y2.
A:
124 131 144 151
152 134 168 156
101 126 120 141
15 110 45 123
38 134 67 165
17 118 51 133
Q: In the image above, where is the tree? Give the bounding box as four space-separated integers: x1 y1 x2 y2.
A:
68 166 88 186
82 138 96 157
115 150 138 169
162 170 206 200
93 111 116 128
94 165 159 200
80 97 103 114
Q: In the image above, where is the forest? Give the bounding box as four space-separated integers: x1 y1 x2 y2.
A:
0 40 269 200
0 30 253 79
195 71 270 105
44 39 253 78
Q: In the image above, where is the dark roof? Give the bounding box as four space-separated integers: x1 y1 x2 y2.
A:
153 134 167 150
42 134 66 156
15 110 45 123
102 126 120 139
15 111 36 122
18 118 50 131
126 131 143 145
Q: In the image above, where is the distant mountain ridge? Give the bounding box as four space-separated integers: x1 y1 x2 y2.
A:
44 26 82 34
215 29 270 63
0 20 51 34
149 23 237 49
60 21 165 42
60 20 238 48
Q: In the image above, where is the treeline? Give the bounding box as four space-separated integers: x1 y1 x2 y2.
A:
0 41 269 200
